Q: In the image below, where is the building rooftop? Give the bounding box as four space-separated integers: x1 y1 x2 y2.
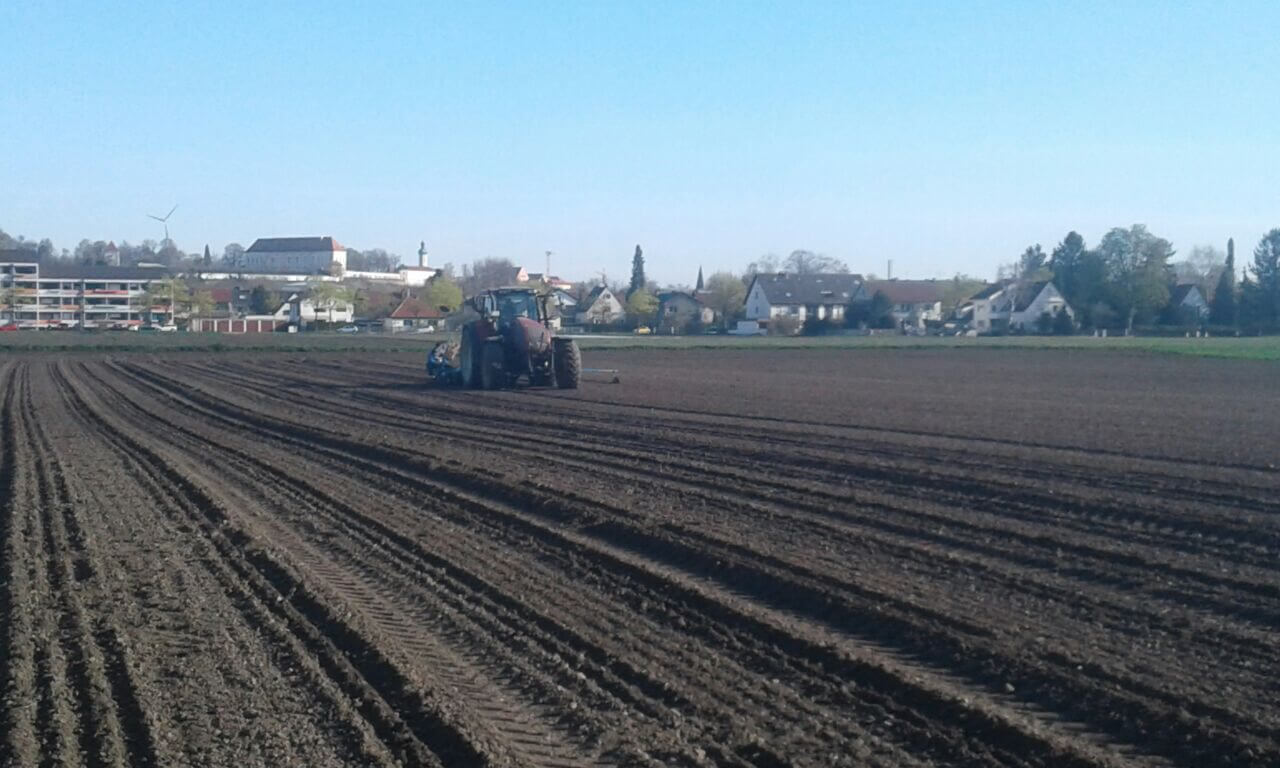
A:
389 296 446 320
750 272 865 305
863 279 948 304
247 236 345 253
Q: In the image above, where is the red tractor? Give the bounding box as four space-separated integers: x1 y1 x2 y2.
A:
429 288 581 389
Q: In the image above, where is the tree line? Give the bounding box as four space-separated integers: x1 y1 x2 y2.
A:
10 224 1280 333
0 228 404 273
1026 225 1280 333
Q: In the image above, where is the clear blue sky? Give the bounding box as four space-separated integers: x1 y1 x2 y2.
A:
3 1 1278 285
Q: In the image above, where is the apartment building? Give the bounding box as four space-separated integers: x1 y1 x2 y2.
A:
1 256 168 329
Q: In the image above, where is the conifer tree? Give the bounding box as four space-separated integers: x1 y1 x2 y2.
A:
1209 238 1236 325
628 244 646 296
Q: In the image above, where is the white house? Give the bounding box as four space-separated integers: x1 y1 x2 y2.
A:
971 280 1073 333
396 240 440 286
275 291 354 325
744 273 866 329
1168 284 1209 321
574 285 625 325
245 237 347 274
862 280 947 330
657 291 715 332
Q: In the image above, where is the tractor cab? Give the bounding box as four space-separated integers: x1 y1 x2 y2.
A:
471 288 553 330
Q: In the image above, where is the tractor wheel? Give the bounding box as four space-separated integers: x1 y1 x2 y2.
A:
460 327 482 388
553 338 581 389
480 341 505 390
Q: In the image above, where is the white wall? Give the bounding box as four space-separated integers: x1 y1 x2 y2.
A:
1181 289 1209 318
272 299 354 323
575 289 624 323
745 282 773 320
244 249 347 273
1011 284 1072 328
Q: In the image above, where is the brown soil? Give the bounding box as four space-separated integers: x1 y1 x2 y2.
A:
0 348 1277 767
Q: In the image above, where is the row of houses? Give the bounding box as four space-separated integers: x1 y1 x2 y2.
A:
740 273 1216 333
0 257 166 329
0 252 362 332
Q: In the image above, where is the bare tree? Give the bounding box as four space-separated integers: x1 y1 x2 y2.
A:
466 257 519 294
745 253 781 276
222 242 246 268
1174 245 1224 290
783 250 848 274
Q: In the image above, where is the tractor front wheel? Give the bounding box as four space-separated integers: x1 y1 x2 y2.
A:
553 338 581 389
480 341 505 390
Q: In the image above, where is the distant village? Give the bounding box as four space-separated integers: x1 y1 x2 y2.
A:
2 223 1277 336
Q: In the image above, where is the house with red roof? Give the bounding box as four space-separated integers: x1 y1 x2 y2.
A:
386 295 445 332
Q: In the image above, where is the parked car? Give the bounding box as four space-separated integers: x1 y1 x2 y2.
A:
0 323 19 332
336 325 360 334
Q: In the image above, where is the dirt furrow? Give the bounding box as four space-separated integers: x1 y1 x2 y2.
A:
86 358 884 766
101 358 1174 768
6 347 1275 768
137 355 1280 727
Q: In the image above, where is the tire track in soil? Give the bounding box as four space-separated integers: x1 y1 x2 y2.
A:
152 355 1280 737
0 361 40 768
130 355 1280 767
320 355 1279 512
13 362 106 768
19 351 1278 767
84 360 994 766
332 381 1280 639
205 356 1280 588
64 361 624 767
83 366 621 766
101 359 1175 768
20 363 160 768
51 362 504 768
45 364 400 768
82 360 843 767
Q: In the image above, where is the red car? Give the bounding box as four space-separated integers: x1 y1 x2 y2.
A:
0 323 19 332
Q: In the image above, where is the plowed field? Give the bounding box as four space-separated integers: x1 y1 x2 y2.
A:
1 349 1276 767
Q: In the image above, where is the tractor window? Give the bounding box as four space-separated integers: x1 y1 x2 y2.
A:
498 294 538 322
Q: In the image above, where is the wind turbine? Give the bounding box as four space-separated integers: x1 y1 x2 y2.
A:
147 204 179 245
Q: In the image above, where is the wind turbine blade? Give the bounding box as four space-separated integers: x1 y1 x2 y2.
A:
148 215 164 222
166 204 178 219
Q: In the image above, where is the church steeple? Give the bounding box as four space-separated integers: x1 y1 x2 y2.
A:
695 266 704 292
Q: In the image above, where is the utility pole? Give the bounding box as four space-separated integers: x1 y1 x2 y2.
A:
545 250 553 279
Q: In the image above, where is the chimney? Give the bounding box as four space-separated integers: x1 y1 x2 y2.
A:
887 259 893 280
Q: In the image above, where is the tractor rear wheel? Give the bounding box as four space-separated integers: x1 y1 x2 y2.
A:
460 326 482 388
480 341 505 390
553 338 581 389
